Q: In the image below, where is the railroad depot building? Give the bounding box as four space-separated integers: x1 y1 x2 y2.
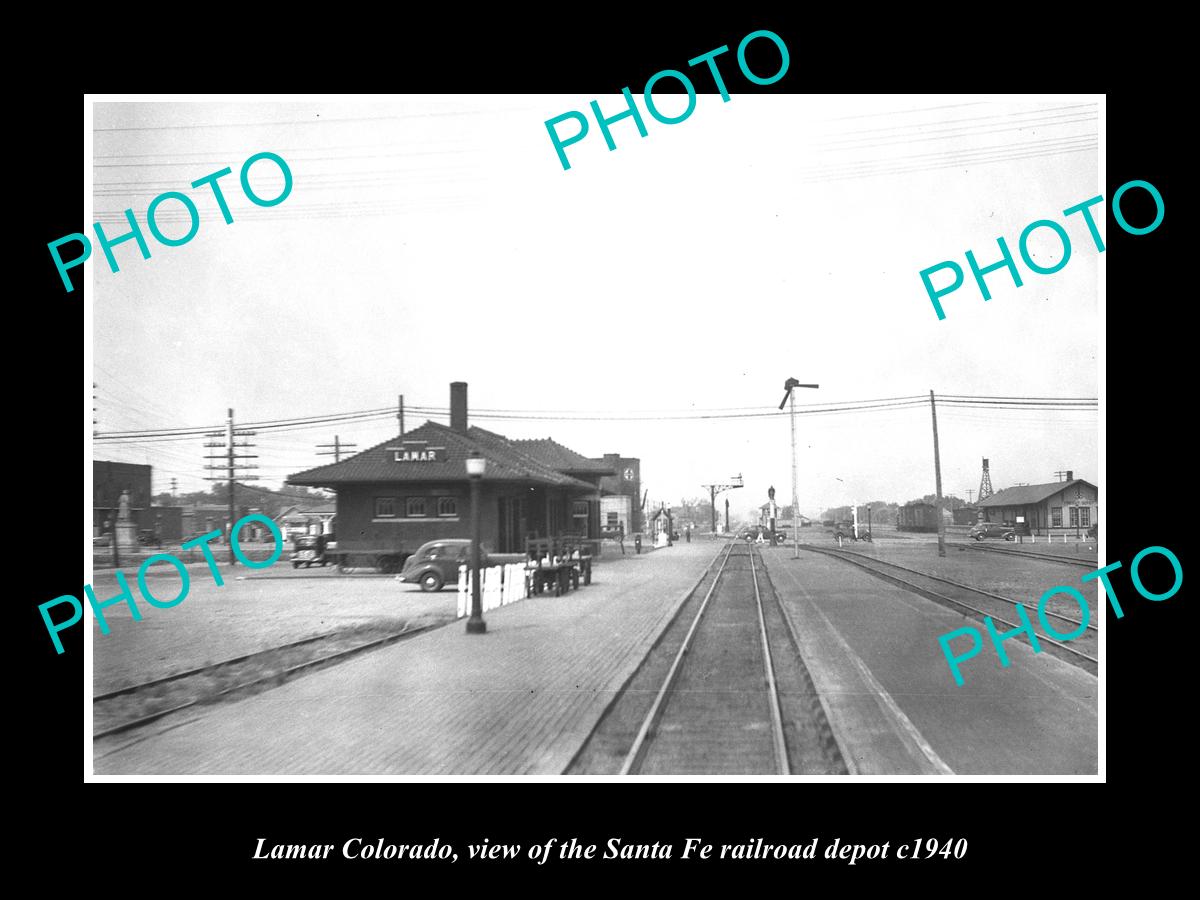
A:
976 475 1097 534
286 383 623 560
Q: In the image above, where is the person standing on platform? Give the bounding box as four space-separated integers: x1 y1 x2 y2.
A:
617 523 626 555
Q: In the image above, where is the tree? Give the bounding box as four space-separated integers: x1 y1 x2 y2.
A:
151 482 333 518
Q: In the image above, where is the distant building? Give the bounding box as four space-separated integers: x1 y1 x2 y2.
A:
181 503 234 541
93 461 186 541
277 502 337 540
93 461 156 535
596 454 642 535
977 477 1097 533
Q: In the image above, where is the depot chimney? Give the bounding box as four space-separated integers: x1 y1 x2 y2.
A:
451 381 468 433
1066 470 1073 481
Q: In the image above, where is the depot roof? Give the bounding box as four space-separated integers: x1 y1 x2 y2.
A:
511 438 616 476
977 479 1096 507
287 421 600 490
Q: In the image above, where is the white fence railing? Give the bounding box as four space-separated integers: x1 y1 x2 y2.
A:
456 563 530 618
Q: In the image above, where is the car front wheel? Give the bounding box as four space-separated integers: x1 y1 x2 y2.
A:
974 535 984 541
420 571 444 592
1005 534 1015 542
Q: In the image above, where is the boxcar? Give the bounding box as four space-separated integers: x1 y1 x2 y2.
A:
897 502 940 532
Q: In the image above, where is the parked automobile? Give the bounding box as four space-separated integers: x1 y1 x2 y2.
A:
137 529 159 546
290 533 331 568
396 539 524 592
1086 524 1098 540
834 521 871 542
969 522 1016 541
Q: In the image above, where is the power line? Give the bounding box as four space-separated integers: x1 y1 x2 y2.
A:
201 409 259 565
92 393 1097 442
797 140 1096 185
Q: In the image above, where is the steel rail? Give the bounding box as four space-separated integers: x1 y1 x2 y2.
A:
93 622 440 741
957 542 1096 568
749 544 791 775
619 542 737 775
801 545 1097 665
831 548 1096 633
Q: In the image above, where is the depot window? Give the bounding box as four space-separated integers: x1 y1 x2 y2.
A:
406 497 427 518
375 497 396 518
1051 506 1063 527
437 497 457 517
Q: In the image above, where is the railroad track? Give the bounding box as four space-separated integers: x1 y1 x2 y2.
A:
801 545 1097 669
955 541 1097 568
616 541 845 776
93 621 441 741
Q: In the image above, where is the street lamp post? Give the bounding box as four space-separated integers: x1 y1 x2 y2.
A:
465 452 487 634
780 378 819 560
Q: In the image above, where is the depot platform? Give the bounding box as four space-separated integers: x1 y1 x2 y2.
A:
758 549 1098 776
93 542 721 775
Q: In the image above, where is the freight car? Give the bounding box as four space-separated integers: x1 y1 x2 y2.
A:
897 502 940 532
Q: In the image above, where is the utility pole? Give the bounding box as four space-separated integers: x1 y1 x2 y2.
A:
930 390 946 558
317 435 357 463
966 488 975 504
398 394 405 437
780 379 820 559
203 408 259 565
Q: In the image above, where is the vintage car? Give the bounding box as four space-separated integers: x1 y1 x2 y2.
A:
395 539 523 592
968 522 1016 541
290 534 331 568
833 521 871 542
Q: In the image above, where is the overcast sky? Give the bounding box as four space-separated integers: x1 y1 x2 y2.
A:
88 94 1100 520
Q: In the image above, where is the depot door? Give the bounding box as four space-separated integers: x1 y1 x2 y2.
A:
497 496 525 553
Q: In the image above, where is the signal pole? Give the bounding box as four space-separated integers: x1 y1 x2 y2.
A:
702 475 743 536
779 379 820 559
398 394 405 437
204 408 259 565
930 390 946 558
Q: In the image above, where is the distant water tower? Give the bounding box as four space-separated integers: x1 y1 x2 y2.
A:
979 458 994 501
